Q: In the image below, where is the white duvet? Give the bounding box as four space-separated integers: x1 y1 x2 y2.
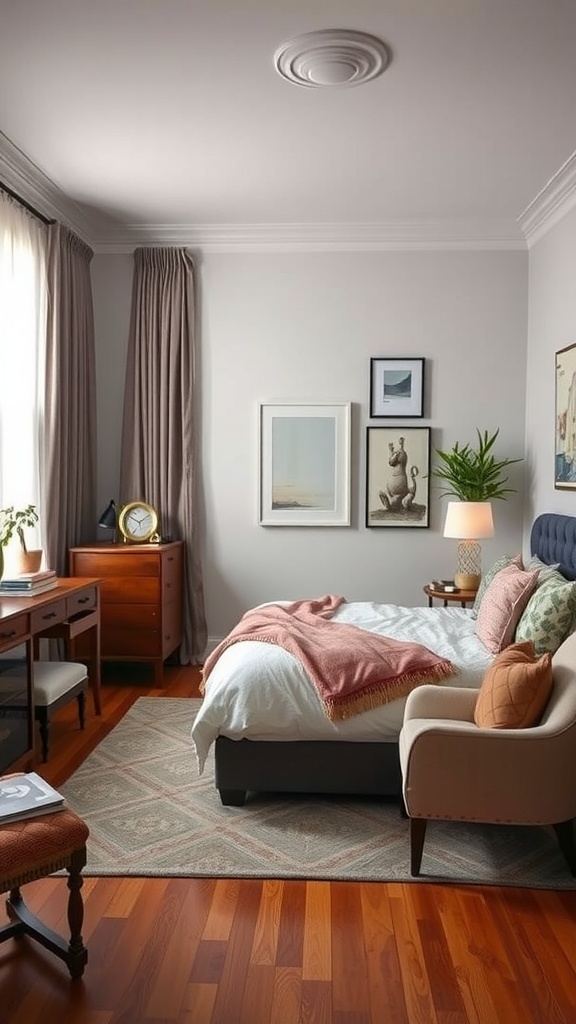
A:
191 600 492 772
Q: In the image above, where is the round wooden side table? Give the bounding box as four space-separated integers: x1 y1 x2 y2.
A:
423 584 477 609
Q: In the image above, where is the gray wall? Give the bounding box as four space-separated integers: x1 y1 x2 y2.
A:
92 247 528 646
525 204 576 529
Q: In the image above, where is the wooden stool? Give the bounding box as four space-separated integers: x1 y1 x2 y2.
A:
0 808 89 978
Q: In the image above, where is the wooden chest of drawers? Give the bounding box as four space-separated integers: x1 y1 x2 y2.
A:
69 542 183 685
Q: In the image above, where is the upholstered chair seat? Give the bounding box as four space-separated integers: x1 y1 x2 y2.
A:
0 661 88 761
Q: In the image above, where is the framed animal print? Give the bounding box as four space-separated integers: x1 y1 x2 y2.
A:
366 426 431 527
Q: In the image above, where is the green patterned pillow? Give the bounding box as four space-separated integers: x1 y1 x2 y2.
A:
525 555 562 583
471 554 523 620
515 573 576 655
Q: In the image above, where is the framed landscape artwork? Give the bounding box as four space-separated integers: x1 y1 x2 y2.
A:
259 401 351 526
366 426 431 528
555 342 576 490
369 357 425 418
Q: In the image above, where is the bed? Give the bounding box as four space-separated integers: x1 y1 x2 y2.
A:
192 512 576 805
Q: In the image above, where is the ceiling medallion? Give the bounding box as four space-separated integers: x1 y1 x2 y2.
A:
274 29 390 89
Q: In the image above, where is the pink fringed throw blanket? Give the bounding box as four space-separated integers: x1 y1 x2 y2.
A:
202 595 457 721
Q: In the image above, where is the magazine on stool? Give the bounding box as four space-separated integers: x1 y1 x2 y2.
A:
0 771 66 825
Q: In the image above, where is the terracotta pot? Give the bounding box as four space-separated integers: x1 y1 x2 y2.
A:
12 549 43 575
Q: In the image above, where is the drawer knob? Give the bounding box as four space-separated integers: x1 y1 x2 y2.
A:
0 629 18 639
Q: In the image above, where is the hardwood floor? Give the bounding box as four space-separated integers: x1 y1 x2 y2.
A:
1 662 576 1023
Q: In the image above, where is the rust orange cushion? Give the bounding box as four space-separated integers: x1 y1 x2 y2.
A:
474 640 553 729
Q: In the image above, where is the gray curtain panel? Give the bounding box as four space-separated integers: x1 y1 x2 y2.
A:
120 247 207 663
43 223 97 576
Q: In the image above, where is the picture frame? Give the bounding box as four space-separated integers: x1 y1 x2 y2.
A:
369 357 425 418
555 342 576 490
366 426 431 528
259 401 351 526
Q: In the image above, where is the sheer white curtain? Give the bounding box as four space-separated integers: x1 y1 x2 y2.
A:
0 191 47 572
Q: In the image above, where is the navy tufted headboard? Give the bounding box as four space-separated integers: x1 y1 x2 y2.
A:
530 513 576 581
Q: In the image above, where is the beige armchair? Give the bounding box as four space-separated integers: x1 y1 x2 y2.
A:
399 630 576 877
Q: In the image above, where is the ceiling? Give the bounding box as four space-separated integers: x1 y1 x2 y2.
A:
1 0 576 249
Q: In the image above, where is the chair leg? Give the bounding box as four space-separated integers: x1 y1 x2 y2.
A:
36 708 49 762
77 691 86 730
552 820 576 876
410 817 427 876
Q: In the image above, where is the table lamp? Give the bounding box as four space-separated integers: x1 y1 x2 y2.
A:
443 501 494 591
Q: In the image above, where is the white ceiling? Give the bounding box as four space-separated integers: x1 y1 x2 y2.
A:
1 0 576 248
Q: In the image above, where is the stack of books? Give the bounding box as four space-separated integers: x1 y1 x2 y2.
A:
0 771 66 825
0 568 58 596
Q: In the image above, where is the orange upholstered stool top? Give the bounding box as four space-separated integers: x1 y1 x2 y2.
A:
0 809 90 892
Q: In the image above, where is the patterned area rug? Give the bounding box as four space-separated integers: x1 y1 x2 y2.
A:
59 697 576 888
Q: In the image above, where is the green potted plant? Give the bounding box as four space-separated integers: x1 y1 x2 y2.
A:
431 429 522 589
431 428 521 501
0 504 41 578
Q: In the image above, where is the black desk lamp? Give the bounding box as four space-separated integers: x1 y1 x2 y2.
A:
98 499 117 541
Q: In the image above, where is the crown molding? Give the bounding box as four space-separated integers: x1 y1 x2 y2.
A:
517 149 576 247
0 130 526 253
0 131 98 243
91 219 526 254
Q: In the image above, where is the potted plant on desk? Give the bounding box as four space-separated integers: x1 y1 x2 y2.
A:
0 504 41 579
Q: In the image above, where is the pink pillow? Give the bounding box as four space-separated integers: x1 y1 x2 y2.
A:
475 564 538 654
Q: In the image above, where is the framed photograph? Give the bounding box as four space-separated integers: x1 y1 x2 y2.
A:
555 343 576 489
369 357 425 418
366 426 431 528
259 401 351 526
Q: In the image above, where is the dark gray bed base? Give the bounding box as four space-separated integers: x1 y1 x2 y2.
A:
214 512 575 806
215 736 402 805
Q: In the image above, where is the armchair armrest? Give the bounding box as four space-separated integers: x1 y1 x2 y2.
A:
403 684 478 724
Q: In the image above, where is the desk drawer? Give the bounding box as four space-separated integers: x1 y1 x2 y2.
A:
0 613 29 651
66 586 98 618
31 599 67 632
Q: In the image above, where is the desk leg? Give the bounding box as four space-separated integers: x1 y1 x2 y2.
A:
70 613 101 716
89 615 102 715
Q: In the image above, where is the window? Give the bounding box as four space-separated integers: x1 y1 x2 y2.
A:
0 192 47 567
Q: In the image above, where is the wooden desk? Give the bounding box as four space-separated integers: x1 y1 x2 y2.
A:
0 578 101 772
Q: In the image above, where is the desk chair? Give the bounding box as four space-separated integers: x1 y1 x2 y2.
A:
0 662 88 762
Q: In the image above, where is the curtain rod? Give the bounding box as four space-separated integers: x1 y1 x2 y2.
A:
0 180 53 225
